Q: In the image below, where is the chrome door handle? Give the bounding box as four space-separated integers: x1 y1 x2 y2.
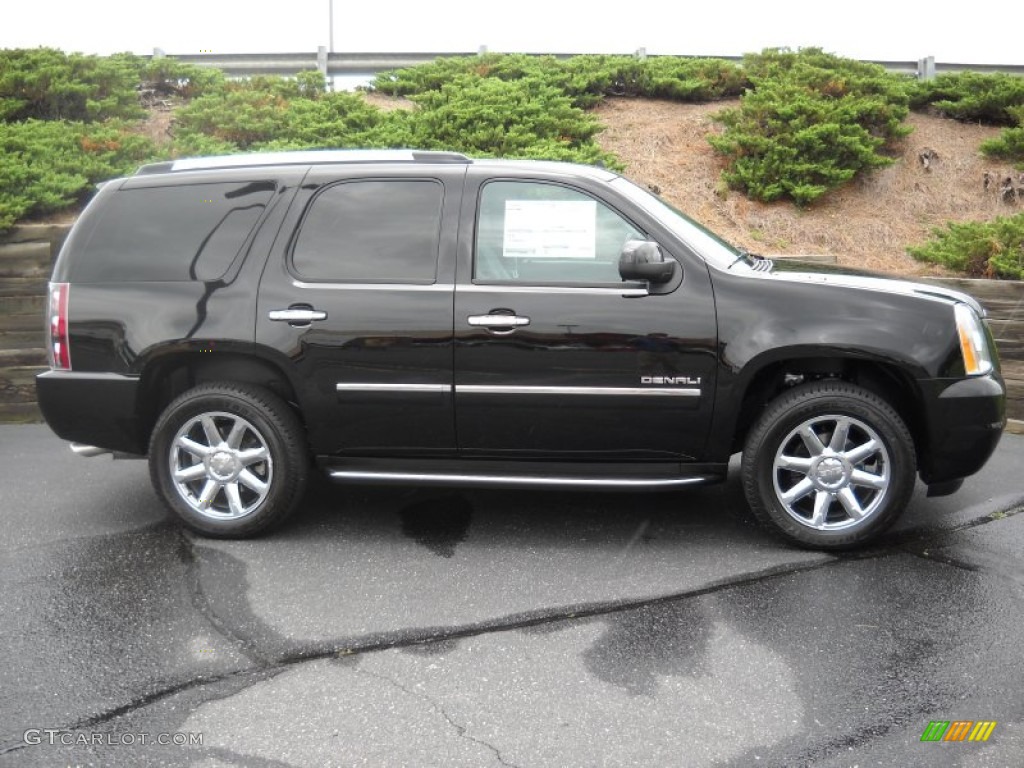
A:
467 314 531 328
268 307 327 325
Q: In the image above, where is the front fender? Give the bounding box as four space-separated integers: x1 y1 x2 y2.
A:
702 270 961 461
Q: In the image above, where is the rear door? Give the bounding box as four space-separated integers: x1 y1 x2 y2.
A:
453 169 718 460
256 164 464 457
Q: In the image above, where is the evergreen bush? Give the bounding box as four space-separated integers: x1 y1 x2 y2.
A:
709 48 911 205
908 215 1024 279
980 106 1024 165
0 119 154 229
0 48 144 123
910 72 1024 125
371 53 747 108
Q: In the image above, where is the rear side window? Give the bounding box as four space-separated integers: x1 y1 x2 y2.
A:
291 179 443 282
70 181 275 282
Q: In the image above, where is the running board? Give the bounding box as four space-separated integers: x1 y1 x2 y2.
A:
323 459 723 491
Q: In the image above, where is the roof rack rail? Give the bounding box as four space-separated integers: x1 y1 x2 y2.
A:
135 149 472 176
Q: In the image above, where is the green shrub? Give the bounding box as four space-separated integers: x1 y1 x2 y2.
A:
642 57 749 101
0 119 156 230
709 48 911 205
403 75 618 166
980 106 1024 165
263 91 393 147
371 53 747 108
910 72 1024 125
172 86 293 149
171 73 363 152
908 215 1024 279
372 53 507 95
138 56 226 100
981 127 1024 164
166 131 239 159
0 48 145 122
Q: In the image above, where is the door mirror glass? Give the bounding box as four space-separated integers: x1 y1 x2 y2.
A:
619 240 676 284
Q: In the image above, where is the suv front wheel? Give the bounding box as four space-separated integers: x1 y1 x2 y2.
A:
148 382 308 537
742 381 916 549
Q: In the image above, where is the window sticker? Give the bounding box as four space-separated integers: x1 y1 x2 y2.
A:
503 200 597 260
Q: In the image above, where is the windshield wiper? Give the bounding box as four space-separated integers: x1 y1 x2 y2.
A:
727 249 774 272
726 249 751 269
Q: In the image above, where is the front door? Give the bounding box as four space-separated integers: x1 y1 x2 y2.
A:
453 175 717 460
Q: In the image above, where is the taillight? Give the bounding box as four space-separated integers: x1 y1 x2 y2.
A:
48 282 71 370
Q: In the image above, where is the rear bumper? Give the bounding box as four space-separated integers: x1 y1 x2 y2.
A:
918 373 1006 485
35 370 146 455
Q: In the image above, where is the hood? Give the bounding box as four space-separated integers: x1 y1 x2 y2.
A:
766 259 986 317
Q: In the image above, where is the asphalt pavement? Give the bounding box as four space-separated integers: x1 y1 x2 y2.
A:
1 425 1022 767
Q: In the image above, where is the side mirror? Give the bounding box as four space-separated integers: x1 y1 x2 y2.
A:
618 240 676 284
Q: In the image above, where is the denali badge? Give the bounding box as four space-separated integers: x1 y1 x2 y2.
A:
641 375 702 386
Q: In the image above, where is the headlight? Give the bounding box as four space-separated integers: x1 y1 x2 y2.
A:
954 303 994 376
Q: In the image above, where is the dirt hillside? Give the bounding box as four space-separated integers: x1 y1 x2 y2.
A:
593 97 1019 275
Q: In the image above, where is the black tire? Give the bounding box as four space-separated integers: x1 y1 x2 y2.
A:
741 381 916 550
148 382 308 538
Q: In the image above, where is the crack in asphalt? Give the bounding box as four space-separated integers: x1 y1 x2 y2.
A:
353 667 523 768
5 500 1020 759
907 549 980 571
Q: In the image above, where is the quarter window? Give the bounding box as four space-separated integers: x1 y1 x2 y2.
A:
475 181 644 285
71 181 275 282
293 180 443 282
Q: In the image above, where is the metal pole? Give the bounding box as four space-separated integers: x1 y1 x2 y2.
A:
328 0 335 91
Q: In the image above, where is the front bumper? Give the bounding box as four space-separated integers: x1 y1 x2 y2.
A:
36 370 146 455
918 372 1006 485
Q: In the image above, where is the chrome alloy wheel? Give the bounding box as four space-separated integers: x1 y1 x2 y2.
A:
169 411 273 520
771 415 890 531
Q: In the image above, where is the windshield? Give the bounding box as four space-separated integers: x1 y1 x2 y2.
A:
610 176 750 270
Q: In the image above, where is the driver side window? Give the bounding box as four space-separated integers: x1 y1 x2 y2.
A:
475 180 644 285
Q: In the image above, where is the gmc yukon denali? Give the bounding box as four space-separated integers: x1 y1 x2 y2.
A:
36 150 1007 548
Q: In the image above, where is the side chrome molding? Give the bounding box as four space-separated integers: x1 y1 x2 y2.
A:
335 383 451 393
328 469 712 490
336 383 700 397
455 385 700 397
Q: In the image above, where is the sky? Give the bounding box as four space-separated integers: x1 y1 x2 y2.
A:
3 0 1022 66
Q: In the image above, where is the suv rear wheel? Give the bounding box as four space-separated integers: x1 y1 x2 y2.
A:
148 383 308 537
742 381 916 549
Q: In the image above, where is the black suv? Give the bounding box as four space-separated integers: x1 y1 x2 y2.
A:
37 150 1006 548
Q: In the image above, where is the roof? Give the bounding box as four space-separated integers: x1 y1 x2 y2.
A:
135 149 472 175
133 149 617 180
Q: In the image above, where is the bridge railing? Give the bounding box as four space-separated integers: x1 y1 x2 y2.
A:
146 49 1024 81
